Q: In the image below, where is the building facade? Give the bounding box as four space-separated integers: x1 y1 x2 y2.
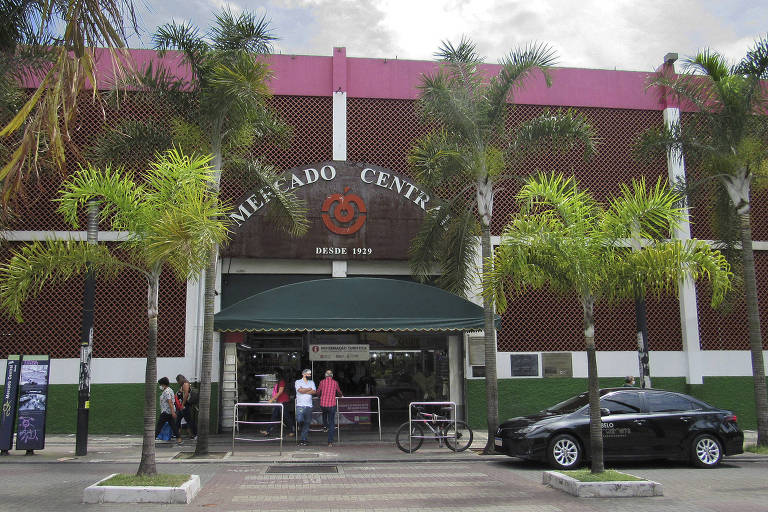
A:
1 47 767 433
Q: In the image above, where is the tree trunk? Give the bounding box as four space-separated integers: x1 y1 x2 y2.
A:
583 294 604 473
634 296 651 388
137 271 160 475
738 212 768 446
195 247 217 457
195 128 223 457
480 223 499 454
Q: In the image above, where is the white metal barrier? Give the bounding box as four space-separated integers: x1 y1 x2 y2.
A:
336 396 382 442
232 402 283 455
406 401 457 453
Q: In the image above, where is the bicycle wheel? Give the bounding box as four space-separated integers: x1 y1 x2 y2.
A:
395 422 424 453
443 421 473 452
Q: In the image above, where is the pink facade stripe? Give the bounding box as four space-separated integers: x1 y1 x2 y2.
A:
32 47 666 111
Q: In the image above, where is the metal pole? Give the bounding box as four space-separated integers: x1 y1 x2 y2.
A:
75 202 98 456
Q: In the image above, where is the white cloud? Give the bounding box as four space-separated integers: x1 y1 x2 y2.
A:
129 0 763 71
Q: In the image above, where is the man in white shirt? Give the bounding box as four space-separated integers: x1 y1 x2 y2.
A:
295 369 317 445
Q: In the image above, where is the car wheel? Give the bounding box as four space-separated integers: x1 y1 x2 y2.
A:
691 434 723 468
547 434 582 470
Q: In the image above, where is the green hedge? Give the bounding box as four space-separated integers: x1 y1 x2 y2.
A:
2 383 219 434
467 376 765 431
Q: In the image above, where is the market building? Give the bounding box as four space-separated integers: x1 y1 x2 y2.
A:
1 47 766 434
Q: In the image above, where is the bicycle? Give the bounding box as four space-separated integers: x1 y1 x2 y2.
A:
395 405 473 452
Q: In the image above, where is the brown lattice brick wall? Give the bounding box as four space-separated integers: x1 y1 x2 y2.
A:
0 244 186 359
697 250 768 350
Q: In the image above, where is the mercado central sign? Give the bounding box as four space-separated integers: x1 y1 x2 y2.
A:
223 161 429 260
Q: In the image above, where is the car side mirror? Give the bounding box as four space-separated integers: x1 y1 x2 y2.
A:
600 407 611 416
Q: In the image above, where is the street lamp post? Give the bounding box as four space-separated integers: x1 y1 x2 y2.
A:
75 202 98 456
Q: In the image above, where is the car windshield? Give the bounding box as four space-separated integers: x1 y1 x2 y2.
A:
543 393 589 414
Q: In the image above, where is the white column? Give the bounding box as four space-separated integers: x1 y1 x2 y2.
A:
664 102 703 385
333 92 347 161
448 335 464 420
332 47 348 276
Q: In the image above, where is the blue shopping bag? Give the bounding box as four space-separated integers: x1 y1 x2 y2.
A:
157 422 172 441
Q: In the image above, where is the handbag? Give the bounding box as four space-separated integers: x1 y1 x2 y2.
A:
158 422 172 441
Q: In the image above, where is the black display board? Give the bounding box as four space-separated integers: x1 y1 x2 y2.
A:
510 354 539 377
15 355 50 451
0 355 22 452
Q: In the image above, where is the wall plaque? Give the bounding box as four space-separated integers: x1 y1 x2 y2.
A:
542 352 573 378
510 354 539 377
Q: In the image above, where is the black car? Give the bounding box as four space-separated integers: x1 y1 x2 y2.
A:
495 388 743 469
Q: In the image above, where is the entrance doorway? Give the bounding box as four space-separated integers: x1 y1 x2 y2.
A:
234 332 455 426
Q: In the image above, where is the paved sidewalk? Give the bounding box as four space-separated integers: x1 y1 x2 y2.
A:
0 429 765 511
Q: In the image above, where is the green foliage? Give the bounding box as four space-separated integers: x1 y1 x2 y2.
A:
98 474 191 487
409 38 597 295
484 172 731 313
0 148 232 318
563 469 644 482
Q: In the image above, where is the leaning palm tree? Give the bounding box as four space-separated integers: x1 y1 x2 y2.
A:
0 148 231 475
484 172 731 472
151 8 308 456
639 36 768 446
408 38 597 453
0 0 138 206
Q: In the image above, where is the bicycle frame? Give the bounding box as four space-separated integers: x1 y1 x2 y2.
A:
406 401 457 453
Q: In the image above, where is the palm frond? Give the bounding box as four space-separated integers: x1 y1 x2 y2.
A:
210 8 276 54
509 108 598 160
153 20 207 74
435 207 480 296
408 129 466 189
88 119 173 168
603 177 683 240
0 239 123 322
487 42 556 123
231 160 308 238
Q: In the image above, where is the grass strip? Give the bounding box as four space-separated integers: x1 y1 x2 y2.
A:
561 469 644 482
98 474 191 487
745 444 768 455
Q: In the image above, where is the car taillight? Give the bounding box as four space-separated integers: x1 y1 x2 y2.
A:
725 414 737 423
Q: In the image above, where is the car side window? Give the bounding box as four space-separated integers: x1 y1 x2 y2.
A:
600 391 644 414
646 392 693 413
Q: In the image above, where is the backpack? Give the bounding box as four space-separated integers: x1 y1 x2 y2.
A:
188 387 199 406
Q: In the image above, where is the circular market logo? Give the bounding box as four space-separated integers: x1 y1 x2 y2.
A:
321 187 367 235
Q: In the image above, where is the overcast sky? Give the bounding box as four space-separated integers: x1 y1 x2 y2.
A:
128 0 765 72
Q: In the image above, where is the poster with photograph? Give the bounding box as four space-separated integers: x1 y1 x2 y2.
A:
15 355 50 451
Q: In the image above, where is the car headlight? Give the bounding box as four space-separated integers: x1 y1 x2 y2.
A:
518 424 542 434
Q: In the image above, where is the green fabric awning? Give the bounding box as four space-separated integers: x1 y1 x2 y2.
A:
214 277 494 332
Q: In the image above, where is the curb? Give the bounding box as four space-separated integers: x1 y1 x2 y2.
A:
83 474 200 504
543 471 663 498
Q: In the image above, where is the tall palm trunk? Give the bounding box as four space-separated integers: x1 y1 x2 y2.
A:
583 294 604 473
195 126 223 457
137 270 160 475
481 223 499 454
739 212 768 446
195 247 216 457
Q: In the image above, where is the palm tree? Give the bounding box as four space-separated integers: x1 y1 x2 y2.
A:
0 148 231 475
0 0 138 206
150 8 308 456
639 36 768 446
408 38 597 453
483 172 731 472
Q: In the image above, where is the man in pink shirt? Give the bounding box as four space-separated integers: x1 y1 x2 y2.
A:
317 369 343 446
